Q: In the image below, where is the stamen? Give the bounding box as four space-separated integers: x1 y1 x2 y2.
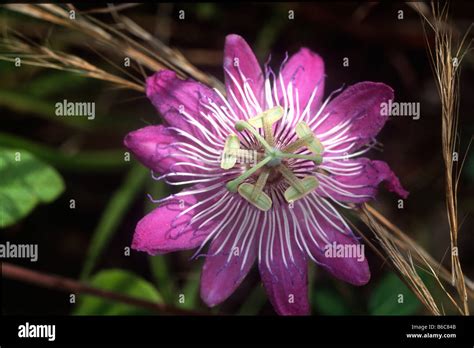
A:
277 164 319 202
295 121 324 154
226 156 272 192
281 136 312 153
247 106 284 146
220 134 240 169
238 168 272 211
235 120 273 153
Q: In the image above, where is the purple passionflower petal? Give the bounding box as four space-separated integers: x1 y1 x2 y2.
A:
259 234 309 315
278 47 325 115
316 82 395 151
224 34 265 119
124 33 409 315
316 158 409 203
293 203 370 286
124 125 184 174
200 229 257 307
132 192 217 255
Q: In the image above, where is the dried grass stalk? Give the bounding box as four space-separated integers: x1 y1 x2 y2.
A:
415 1 472 315
0 34 144 92
363 204 474 299
356 205 442 315
354 204 474 315
3 4 224 92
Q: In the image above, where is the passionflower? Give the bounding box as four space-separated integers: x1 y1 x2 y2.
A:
124 34 408 315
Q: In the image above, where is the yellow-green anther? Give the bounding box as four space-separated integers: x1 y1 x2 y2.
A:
281 136 312 153
284 176 319 202
238 183 272 211
234 120 273 153
226 156 272 192
248 106 283 147
237 168 272 211
220 134 241 169
295 121 324 155
263 113 275 147
247 106 284 129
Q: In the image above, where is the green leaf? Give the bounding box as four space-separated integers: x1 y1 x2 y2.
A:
313 288 350 315
0 148 65 228
0 60 15 74
0 90 93 130
73 269 163 315
149 256 175 303
23 72 90 98
196 3 217 20
180 274 201 310
0 132 128 173
369 273 421 315
79 164 148 279
254 7 288 60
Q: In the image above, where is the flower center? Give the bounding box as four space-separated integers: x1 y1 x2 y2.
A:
220 106 325 212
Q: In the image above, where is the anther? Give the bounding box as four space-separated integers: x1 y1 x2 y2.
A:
220 134 240 169
247 106 283 146
277 164 319 202
237 168 272 211
282 121 324 163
